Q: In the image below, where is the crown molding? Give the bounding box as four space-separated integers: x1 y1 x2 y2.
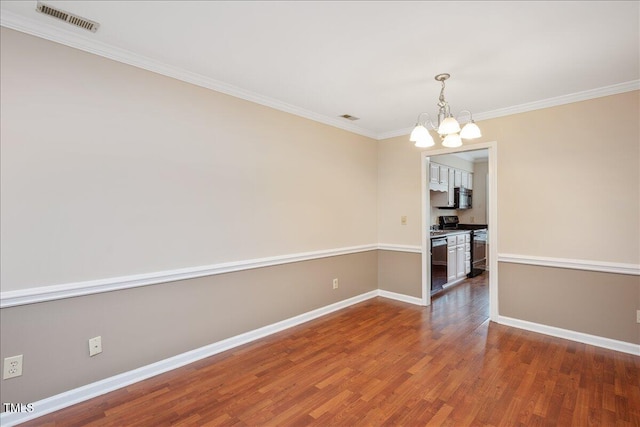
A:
473 80 640 122
378 80 640 141
0 10 378 140
2 9 638 143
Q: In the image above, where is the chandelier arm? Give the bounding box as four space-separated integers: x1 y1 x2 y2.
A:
456 109 475 124
415 112 437 130
410 73 480 146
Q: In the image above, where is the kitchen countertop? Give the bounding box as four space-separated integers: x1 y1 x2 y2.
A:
429 229 471 238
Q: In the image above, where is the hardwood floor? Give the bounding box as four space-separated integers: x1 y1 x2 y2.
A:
22 273 640 426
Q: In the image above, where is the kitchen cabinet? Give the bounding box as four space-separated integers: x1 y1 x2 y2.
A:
453 170 473 189
430 162 473 206
429 163 440 184
447 168 455 206
439 165 449 186
456 234 469 279
429 162 449 192
429 163 449 185
447 236 456 283
456 244 466 278
446 232 471 283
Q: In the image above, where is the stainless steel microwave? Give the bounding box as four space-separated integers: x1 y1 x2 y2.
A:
455 187 472 209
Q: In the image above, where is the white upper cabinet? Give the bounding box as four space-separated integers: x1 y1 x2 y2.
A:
431 161 473 193
452 169 473 190
439 165 449 186
429 162 449 192
448 168 455 206
429 163 440 184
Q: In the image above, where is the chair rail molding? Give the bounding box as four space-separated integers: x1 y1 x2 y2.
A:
498 253 640 276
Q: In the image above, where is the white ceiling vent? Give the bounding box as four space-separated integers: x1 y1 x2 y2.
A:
36 2 100 33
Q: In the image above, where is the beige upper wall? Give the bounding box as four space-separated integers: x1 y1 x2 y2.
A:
378 91 640 264
376 135 423 244
2 26 638 292
458 160 487 225
0 28 378 290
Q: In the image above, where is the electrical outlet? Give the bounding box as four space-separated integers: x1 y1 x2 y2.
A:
333 278 339 289
89 336 102 357
3 355 23 379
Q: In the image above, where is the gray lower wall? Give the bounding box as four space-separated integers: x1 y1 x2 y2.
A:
2 252 638 408
377 250 422 298
498 262 640 344
0 251 378 405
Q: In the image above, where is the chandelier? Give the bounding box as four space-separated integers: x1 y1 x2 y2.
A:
410 73 481 148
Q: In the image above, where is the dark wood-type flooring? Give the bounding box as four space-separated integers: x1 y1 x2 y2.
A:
22 273 640 426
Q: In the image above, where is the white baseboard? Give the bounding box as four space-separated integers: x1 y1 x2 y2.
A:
0 290 379 426
496 315 640 356
378 290 424 306
4 289 638 425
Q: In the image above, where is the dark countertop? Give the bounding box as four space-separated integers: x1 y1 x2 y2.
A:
457 223 488 230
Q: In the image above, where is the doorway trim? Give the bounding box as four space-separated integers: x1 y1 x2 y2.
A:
421 141 498 321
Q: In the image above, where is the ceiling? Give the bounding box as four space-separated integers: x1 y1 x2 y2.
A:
1 1 639 140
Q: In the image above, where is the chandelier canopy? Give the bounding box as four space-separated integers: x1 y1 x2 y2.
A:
410 73 481 148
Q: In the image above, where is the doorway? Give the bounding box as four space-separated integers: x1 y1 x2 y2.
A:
421 141 498 321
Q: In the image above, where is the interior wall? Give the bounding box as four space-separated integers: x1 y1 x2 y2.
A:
377 250 421 297
499 263 639 344
458 160 488 225
1 23 639 410
0 28 378 291
0 251 378 404
377 90 640 344
491 94 639 263
379 91 639 262
0 27 383 407
376 132 423 245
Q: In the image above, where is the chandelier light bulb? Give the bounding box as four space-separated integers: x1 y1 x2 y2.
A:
460 121 482 139
437 117 461 135
442 133 462 148
409 73 481 148
410 125 435 147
